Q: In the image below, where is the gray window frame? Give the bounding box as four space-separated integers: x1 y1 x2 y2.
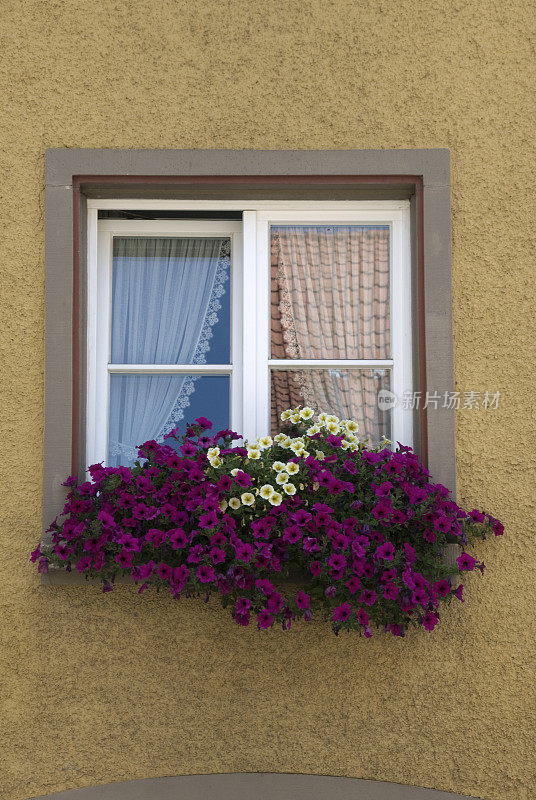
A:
43 148 454 564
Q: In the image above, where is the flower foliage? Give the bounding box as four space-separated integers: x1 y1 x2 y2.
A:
32 409 504 637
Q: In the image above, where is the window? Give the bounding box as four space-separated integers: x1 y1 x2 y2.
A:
87 202 412 468
43 148 456 547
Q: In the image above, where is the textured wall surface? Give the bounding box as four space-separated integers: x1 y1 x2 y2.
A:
0 1 535 799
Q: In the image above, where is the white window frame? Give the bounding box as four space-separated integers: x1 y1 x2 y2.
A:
87 200 412 467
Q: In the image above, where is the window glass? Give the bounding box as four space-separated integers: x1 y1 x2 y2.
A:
270 225 390 360
109 374 230 467
270 368 391 443
111 237 230 365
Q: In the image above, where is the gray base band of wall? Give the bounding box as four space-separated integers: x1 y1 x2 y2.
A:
31 773 484 800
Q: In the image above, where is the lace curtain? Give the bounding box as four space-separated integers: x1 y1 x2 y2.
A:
270 225 390 441
108 237 229 467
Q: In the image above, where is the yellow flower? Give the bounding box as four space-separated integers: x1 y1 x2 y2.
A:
275 472 289 485
300 406 315 420
285 462 299 475
240 492 255 506
280 409 292 421
283 483 296 495
268 492 283 506
258 436 273 449
229 497 241 510
259 484 275 499
272 461 286 472
247 448 261 460
207 446 220 459
209 456 222 468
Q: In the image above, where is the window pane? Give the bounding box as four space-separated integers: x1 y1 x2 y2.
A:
111 237 230 365
270 368 391 444
108 374 230 467
271 225 390 360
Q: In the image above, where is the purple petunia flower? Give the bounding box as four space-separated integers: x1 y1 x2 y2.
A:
257 609 274 629
235 596 251 614
423 611 439 631
194 417 213 430
266 593 284 614
383 583 400 600
375 541 395 561
358 589 377 607
433 579 451 597
296 590 310 609
345 575 361 594
333 602 352 622
457 552 476 571
196 565 216 584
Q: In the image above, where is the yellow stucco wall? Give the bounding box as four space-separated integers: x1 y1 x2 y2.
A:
0 1 534 799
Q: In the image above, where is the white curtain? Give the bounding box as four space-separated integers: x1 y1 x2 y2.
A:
108 237 228 467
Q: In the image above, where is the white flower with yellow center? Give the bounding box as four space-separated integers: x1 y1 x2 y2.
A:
340 440 350 450
229 497 241 510
307 423 321 435
326 414 340 425
279 436 292 449
247 448 261 460
209 456 222 468
240 492 255 506
257 435 273 449
348 442 360 452
345 433 358 444
312 481 320 491
301 450 310 459
274 433 286 444
326 421 341 435
219 499 228 512
317 412 328 424
345 420 359 433
259 484 275 500
300 406 315 420
268 492 283 506
285 461 299 475
289 412 301 424
315 450 326 461
272 461 286 472
207 446 220 459
230 468 240 476
283 483 296 495
275 472 289 485
281 409 292 421
290 443 305 455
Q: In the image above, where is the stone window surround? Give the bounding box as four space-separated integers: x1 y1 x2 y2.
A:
43 149 454 568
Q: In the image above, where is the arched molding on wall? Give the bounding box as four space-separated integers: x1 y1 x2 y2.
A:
31 773 484 800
